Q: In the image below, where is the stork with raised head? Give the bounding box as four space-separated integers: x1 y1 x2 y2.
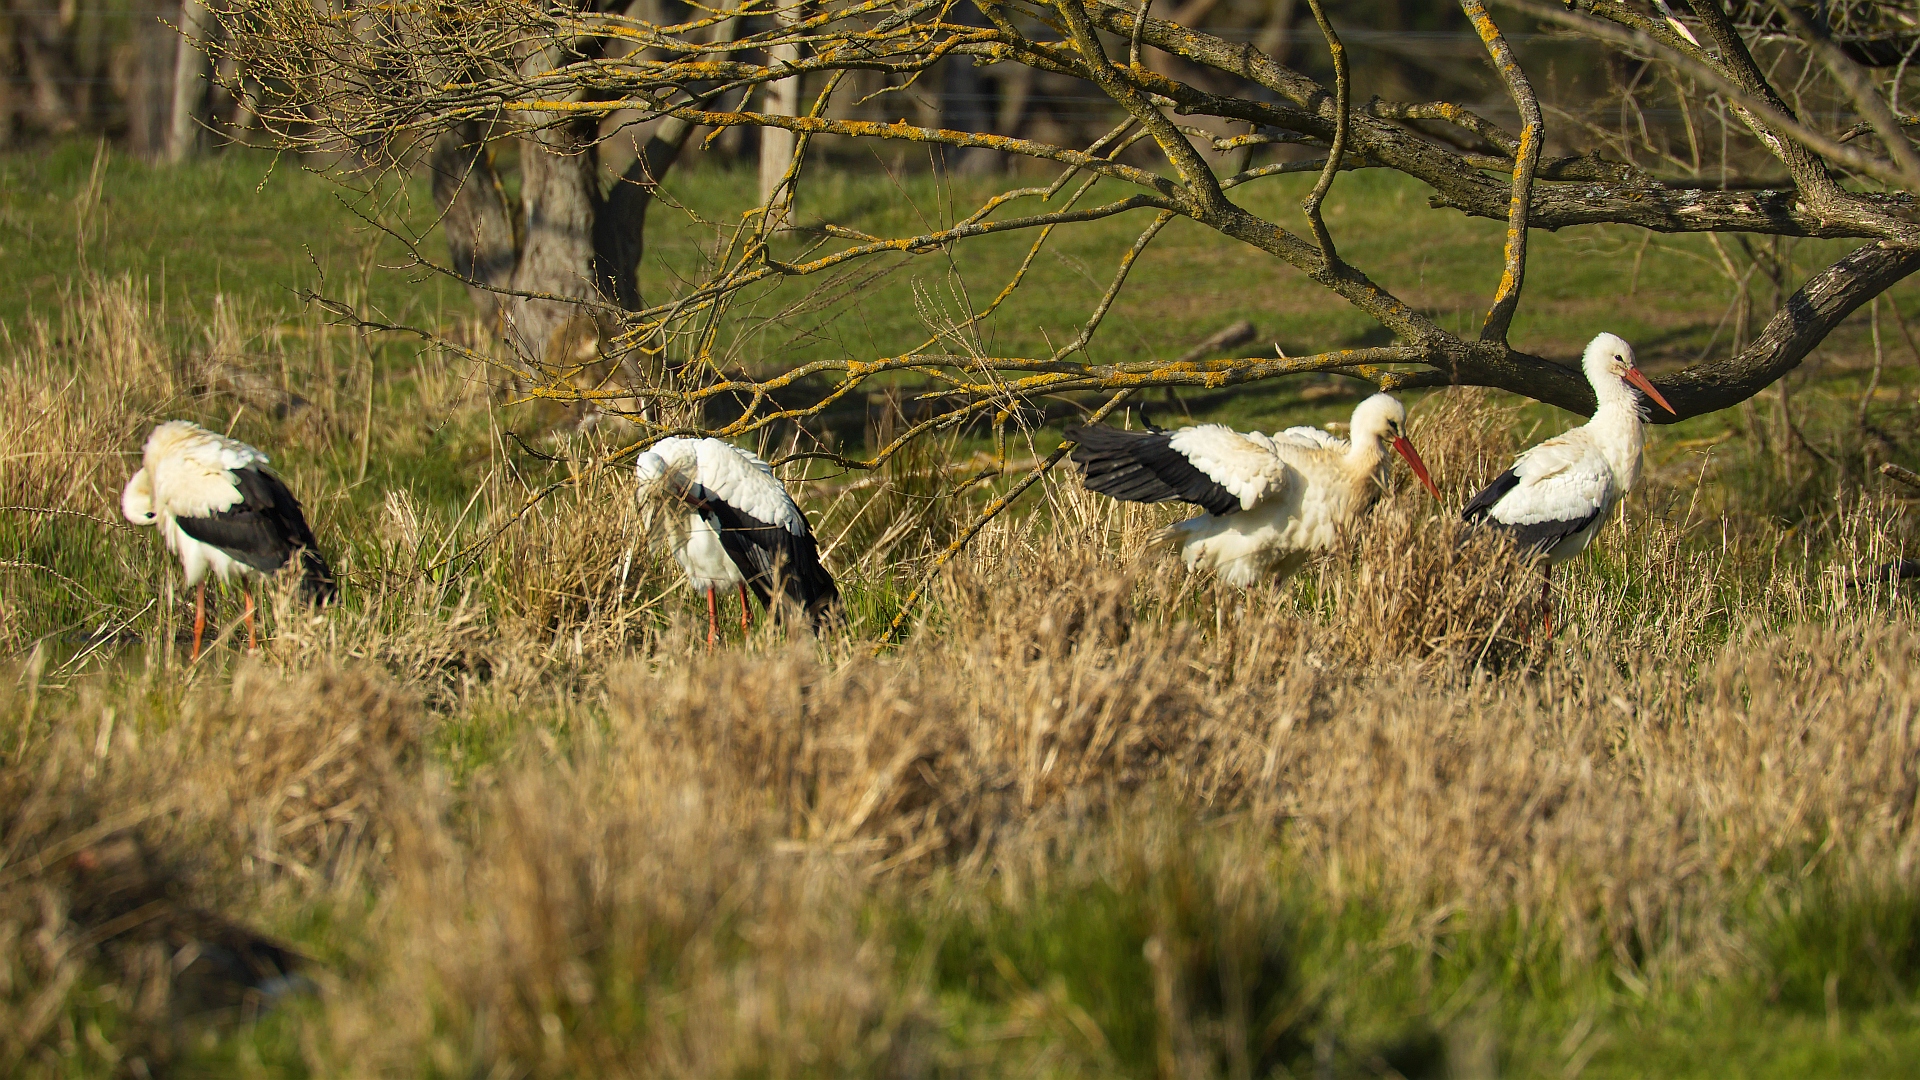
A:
1066 393 1441 587
635 437 840 647
1461 332 1677 633
121 421 337 659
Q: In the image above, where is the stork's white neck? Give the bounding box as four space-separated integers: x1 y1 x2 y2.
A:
1345 432 1384 466
1585 375 1647 492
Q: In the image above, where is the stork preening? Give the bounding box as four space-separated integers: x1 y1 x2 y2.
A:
121 421 337 659
1066 394 1441 586
635 437 840 647
1462 332 1677 635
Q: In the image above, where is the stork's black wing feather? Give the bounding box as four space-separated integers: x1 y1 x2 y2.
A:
1460 467 1602 557
173 466 337 603
1460 468 1520 523
1064 425 1241 517
1495 512 1605 558
670 479 841 627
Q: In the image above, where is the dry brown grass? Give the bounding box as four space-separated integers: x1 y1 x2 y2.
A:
10 546 1920 1073
0 661 421 1073
0 277 183 645
7 282 1920 1075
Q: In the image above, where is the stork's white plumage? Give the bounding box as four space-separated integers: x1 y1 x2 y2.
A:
1066 394 1440 586
635 437 839 647
121 421 336 658
1462 332 1677 632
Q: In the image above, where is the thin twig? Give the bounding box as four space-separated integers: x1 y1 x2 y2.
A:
0 506 135 531
1881 462 1920 491
1300 0 1347 263
1462 0 1540 344
1859 296 1884 430
874 388 1136 652
1128 0 1150 69
0 560 102 602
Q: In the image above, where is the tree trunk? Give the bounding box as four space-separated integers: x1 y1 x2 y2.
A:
1652 242 1920 420
427 122 518 322
595 116 694 310
758 3 802 210
124 1 177 158
940 14 996 176
0 7 15 149
10 0 80 134
507 122 604 358
168 0 212 161
1413 241 1920 421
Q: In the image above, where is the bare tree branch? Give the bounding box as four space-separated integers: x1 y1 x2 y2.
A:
211 0 1920 479
1461 0 1541 344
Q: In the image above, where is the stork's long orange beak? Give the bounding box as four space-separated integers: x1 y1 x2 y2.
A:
1391 436 1442 500
1624 367 1677 415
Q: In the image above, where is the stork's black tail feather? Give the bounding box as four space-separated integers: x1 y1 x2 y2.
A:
785 531 841 630
172 465 339 606
299 547 339 606
1847 559 1920 590
1461 467 1601 560
697 493 840 633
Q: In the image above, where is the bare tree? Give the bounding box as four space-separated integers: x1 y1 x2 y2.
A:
221 1 704 363
214 0 1919 426
212 1 1920 479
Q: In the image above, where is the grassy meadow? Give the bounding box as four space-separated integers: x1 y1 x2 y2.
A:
5 140 1920 1077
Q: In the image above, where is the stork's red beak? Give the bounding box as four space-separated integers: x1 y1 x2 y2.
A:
1391 436 1442 500
1624 367 1677 415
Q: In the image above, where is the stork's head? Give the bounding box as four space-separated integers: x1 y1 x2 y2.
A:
120 468 156 527
634 449 666 485
1582 332 1676 415
634 445 698 541
1351 394 1440 500
634 449 671 517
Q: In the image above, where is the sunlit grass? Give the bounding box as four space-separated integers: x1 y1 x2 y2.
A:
6 143 1920 1076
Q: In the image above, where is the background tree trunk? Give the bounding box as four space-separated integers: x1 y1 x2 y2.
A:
939 2 996 175
125 1 177 159
9 0 82 134
430 113 696 363
595 116 694 311
758 3 802 210
0 7 14 148
167 0 211 161
427 122 518 322
507 122 604 358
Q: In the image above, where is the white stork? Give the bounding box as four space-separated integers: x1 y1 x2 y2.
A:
635 437 840 647
120 421 337 659
1461 332 1677 633
1066 393 1440 586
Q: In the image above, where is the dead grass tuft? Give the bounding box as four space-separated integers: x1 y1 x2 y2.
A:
0 661 423 1073
1403 386 1524 505
319 713 929 1077
216 663 425 874
1323 498 1545 670
0 277 183 648
11 280 1920 1073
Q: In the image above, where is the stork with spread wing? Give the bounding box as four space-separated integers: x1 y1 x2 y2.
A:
1067 394 1439 586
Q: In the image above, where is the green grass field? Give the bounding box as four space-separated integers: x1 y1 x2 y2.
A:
6 142 1920 1078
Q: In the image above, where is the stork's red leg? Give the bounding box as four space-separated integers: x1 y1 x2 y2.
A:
738 582 752 632
706 586 719 650
191 580 206 661
244 587 257 652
